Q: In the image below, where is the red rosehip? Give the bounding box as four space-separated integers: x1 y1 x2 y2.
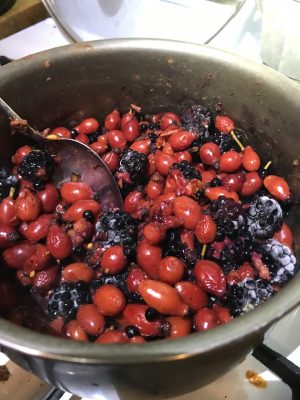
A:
194 259 226 297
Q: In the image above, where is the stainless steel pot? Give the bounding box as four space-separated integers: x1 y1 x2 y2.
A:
0 39 299 399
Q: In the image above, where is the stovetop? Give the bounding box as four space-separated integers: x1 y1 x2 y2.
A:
0 9 300 400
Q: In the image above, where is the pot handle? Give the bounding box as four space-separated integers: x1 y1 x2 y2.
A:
253 343 300 400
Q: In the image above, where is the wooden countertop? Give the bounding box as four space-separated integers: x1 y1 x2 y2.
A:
0 0 48 39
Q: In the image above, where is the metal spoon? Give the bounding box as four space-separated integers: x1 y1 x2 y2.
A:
0 97 123 212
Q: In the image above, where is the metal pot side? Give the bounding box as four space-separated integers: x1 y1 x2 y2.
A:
0 39 299 398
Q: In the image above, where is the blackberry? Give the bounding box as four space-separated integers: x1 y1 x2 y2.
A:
0 167 18 201
247 195 283 240
226 279 274 316
148 132 158 143
219 234 254 274
163 228 199 266
94 210 138 255
91 270 129 295
181 103 214 134
258 239 297 285
170 160 201 180
209 131 244 154
83 210 94 222
209 196 247 239
118 149 147 186
47 281 89 321
17 149 54 183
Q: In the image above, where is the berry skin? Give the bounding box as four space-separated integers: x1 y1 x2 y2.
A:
101 151 119 172
221 172 245 193
204 187 239 202
194 308 219 331
242 146 260 172
160 112 181 130
130 139 150 155
47 281 89 321
240 172 262 197
194 260 226 297
173 196 202 230
264 175 291 201
75 118 99 135
96 330 128 344
215 115 235 133
123 304 161 337
143 222 166 245
126 267 149 293
0 224 19 249
167 316 192 338
63 200 100 222
62 262 94 283
175 281 208 311
158 256 185 285
17 149 54 183
273 223 293 249
93 284 126 316
199 142 221 166
247 195 283 240
15 188 41 222
101 245 127 274
138 280 188 316
136 241 162 279
66 320 89 341
36 183 59 213
60 182 93 204
155 151 175 176
105 110 120 131
169 130 196 151
0 197 18 226
123 119 140 142
76 304 105 336
46 225 72 260
19 213 55 242
2 241 36 269
11 145 32 165
195 214 217 244
107 130 127 150
49 127 71 139
220 151 242 173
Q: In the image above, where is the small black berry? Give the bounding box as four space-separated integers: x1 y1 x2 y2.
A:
210 178 222 187
83 210 94 222
145 307 158 321
125 325 140 338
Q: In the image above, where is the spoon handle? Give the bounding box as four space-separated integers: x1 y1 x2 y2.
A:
0 97 44 142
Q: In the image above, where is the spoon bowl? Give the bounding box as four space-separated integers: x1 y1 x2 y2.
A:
0 97 122 211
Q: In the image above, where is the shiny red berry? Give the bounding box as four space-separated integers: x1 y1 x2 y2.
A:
264 175 290 201
175 281 208 311
158 256 185 285
199 142 221 166
46 225 72 260
215 115 234 133
93 285 126 316
62 262 94 283
138 280 188 316
77 304 105 336
219 151 242 172
194 259 226 297
173 196 201 230
101 245 127 274
195 214 217 244
194 307 219 331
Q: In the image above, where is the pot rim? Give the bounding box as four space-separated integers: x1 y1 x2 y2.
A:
0 38 299 364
